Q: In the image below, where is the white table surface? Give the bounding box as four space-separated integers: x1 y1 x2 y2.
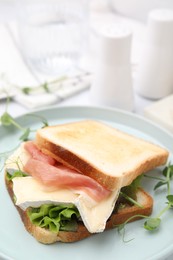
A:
0 87 154 117
0 1 154 117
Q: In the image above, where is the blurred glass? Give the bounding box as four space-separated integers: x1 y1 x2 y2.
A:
16 0 89 75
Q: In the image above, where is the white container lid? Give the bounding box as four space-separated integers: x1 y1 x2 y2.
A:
96 23 132 66
147 9 173 47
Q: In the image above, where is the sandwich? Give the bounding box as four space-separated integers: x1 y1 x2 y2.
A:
4 120 169 244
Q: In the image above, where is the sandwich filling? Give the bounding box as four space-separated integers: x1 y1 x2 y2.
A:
24 141 111 202
5 142 122 233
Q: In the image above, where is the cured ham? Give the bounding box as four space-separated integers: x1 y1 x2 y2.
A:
24 159 111 202
24 141 111 201
24 141 56 166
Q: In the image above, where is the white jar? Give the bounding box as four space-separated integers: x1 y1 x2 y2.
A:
109 0 173 22
90 23 134 111
135 9 173 99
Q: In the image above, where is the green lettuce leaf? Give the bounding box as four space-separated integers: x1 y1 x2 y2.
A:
114 175 143 212
121 175 143 201
27 204 80 233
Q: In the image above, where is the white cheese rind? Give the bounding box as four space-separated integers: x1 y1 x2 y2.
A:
12 176 119 233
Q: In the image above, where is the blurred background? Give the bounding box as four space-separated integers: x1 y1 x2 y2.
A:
1 0 173 131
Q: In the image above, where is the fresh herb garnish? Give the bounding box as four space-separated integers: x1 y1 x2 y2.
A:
119 191 143 208
120 175 143 207
114 175 143 212
0 98 49 142
6 169 28 181
26 113 49 128
0 111 31 141
117 214 147 242
0 96 28 141
117 164 173 241
144 165 173 192
0 97 49 164
0 112 48 141
143 164 173 231
20 76 67 95
0 73 67 96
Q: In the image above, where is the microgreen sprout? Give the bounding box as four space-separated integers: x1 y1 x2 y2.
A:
143 164 173 230
0 102 49 142
0 113 46 141
26 113 49 128
0 73 67 96
116 163 173 241
117 214 147 242
0 110 30 141
119 191 144 208
0 93 50 176
20 75 67 95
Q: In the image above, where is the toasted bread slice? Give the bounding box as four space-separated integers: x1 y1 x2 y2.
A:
5 176 153 244
36 120 169 190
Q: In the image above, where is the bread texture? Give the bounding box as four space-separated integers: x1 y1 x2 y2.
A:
36 120 169 190
5 175 153 244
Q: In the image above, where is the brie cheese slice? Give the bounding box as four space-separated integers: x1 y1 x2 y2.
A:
12 176 119 233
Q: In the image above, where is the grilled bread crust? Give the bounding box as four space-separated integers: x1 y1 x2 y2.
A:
5 176 153 244
36 120 169 191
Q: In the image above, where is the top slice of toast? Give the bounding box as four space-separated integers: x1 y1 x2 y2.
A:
36 120 169 190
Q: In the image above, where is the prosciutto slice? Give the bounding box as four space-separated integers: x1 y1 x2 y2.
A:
24 141 56 166
24 141 111 201
24 159 111 202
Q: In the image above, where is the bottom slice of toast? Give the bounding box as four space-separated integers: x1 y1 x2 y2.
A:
5 176 153 244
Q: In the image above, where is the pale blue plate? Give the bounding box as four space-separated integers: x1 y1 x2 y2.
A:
0 106 173 260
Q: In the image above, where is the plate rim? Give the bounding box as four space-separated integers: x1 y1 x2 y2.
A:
11 104 173 138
